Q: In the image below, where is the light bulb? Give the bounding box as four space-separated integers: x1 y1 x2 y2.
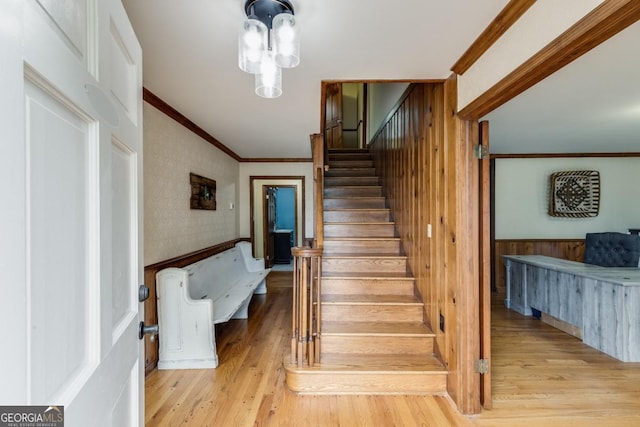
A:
276 22 295 42
243 27 262 49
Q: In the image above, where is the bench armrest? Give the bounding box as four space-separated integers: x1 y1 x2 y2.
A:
156 268 217 367
236 241 266 272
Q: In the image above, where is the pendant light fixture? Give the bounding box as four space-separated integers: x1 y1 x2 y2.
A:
238 0 300 98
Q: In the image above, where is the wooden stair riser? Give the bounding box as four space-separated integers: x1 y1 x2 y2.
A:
324 168 377 177
322 304 423 322
323 239 400 254
324 186 383 197
321 335 434 355
328 148 370 153
327 154 372 162
328 160 374 168
324 176 380 187
322 278 414 296
324 198 386 209
284 369 447 394
323 257 407 274
324 223 396 238
324 210 391 223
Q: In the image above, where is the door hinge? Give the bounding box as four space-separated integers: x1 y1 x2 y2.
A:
474 144 488 160
475 358 489 374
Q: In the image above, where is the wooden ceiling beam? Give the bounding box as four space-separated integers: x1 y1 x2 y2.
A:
458 0 640 120
451 0 536 75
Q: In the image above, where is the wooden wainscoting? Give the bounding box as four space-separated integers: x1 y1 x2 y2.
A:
369 80 482 414
493 238 585 295
143 238 249 374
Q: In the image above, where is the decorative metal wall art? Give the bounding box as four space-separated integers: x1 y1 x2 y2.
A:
548 170 600 218
190 173 216 210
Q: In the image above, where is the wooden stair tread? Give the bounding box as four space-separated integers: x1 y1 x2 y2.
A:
324 237 400 241
324 196 385 200
324 221 394 225
323 254 407 259
323 294 422 305
324 209 390 212
321 272 414 279
324 185 382 189
325 167 375 171
322 321 433 336
308 354 446 372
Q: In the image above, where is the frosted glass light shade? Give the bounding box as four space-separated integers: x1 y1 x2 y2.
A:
238 18 267 74
272 13 300 68
255 54 282 98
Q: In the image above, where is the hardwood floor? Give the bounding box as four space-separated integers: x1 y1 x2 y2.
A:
471 295 640 426
145 272 640 426
145 272 468 426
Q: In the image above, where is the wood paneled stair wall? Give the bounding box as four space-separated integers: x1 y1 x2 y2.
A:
285 148 448 394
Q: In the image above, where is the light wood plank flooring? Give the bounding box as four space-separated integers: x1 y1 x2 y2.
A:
145 272 640 426
471 295 640 426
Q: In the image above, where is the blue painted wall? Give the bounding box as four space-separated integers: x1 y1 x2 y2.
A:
275 187 296 244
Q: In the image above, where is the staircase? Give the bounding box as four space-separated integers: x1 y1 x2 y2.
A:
285 148 447 394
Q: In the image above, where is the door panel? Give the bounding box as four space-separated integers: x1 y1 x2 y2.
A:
111 139 136 341
264 187 277 268
26 79 96 404
109 22 137 124
0 0 143 424
479 120 492 409
35 0 89 66
325 83 343 149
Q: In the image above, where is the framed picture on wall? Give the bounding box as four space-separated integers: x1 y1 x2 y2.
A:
190 173 216 210
548 170 600 218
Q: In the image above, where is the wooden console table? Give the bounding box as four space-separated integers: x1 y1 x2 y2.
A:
504 255 640 362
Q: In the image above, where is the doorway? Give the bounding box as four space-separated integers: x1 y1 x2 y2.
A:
262 185 297 268
322 81 411 150
324 82 367 149
250 176 305 268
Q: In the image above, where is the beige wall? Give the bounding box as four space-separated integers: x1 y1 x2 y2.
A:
458 0 604 109
367 82 409 143
143 102 239 265
495 157 640 239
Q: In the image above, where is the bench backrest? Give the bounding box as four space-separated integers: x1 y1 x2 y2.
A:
185 247 250 301
583 232 640 267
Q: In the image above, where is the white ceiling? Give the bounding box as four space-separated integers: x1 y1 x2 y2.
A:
123 1 640 159
122 0 510 159
483 20 640 154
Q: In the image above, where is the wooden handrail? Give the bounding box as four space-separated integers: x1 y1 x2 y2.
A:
291 246 322 367
314 167 324 249
310 133 325 249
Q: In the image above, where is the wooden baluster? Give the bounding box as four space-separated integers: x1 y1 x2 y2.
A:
314 254 322 362
307 255 315 367
291 246 322 367
291 253 299 363
299 255 308 367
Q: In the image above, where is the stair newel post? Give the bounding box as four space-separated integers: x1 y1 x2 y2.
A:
291 246 322 367
310 133 324 249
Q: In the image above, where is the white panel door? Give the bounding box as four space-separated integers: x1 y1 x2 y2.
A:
0 1 143 425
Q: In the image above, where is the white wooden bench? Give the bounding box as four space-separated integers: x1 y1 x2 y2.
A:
156 241 270 369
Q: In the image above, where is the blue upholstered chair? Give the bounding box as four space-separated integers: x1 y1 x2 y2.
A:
583 232 640 267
